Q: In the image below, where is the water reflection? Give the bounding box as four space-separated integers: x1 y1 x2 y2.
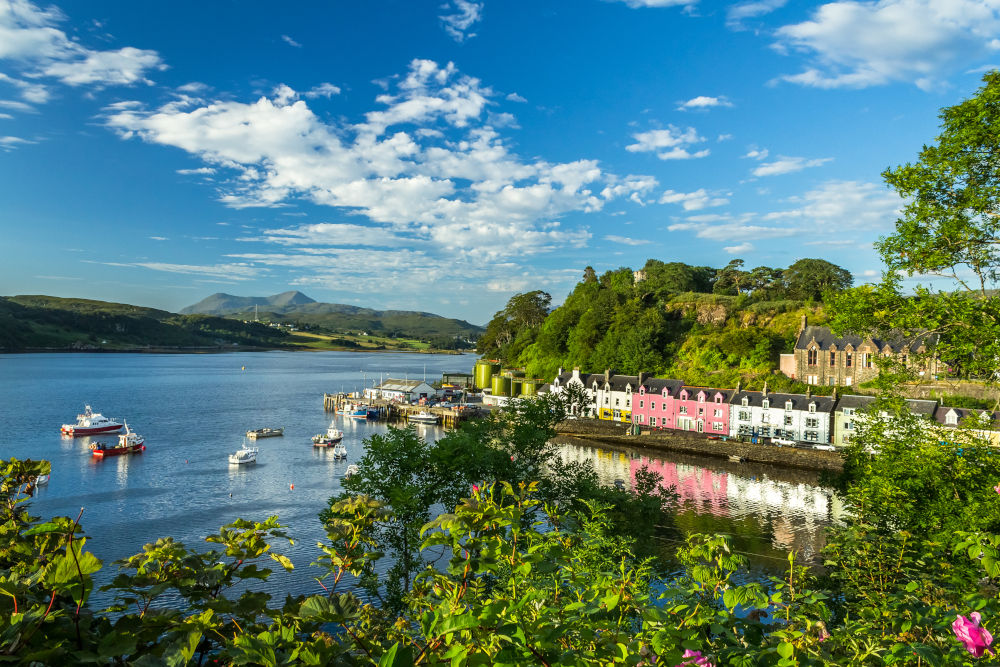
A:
555 437 845 567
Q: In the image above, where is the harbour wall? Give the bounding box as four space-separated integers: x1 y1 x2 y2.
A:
554 419 843 473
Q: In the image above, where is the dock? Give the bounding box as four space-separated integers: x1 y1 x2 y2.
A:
322 393 481 428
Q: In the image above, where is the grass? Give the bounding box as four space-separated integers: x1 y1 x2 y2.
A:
289 330 436 352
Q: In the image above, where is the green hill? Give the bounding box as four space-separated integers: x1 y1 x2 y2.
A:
181 292 483 340
0 295 291 351
478 258 850 392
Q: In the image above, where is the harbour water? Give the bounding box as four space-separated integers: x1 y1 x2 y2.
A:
1 352 843 603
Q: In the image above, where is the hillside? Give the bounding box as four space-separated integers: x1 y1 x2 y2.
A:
181 292 483 340
0 295 291 351
478 258 849 392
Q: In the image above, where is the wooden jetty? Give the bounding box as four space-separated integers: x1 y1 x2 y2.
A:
322 393 480 428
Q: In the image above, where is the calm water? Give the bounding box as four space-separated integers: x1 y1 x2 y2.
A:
0 352 843 604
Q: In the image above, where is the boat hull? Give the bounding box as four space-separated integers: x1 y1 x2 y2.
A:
92 444 145 457
62 424 123 436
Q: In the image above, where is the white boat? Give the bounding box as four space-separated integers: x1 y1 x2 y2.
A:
344 464 359 477
331 443 347 459
247 427 283 439
312 421 344 446
408 411 439 425
229 446 259 465
61 405 124 436
35 473 49 485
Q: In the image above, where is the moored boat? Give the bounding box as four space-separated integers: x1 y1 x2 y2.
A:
408 411 439 425
331 443 347 459
312 421 344 446
61 405 123 436
229 446 259 465
342 401 377 420
91 425 145 458
247 427 283 439
345 464 359 477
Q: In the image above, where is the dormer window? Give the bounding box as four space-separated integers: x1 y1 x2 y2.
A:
762 399 769 410
714 394 722 403
785 401 793 411
946 411 958 425
680 391 688 400
741 397 748 407
698 393 705 403
808 403 816 413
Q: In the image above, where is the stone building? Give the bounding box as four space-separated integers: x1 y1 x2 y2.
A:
793 316 938 387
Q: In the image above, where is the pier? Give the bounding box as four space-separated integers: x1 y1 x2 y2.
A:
323 393 481 428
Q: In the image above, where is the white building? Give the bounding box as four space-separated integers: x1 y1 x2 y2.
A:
364 379 438 403
591 371 642 423
548 367 599 416
729 388 835 444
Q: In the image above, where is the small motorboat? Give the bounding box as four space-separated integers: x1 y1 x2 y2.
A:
35 473 50 486
312 421 344 446
408 411 439 425
62 405 124 436
91 423 145 458
331 443 347 459
344 464 359 478
229 446 259 465
247 427 283 440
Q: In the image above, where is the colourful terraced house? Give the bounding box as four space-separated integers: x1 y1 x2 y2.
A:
632 377 683 429
675 387 733 435
591 371 641 422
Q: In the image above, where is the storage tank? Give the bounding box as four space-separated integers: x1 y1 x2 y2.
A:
511 379 523 396
505 369 526 378
474 361 500 390
491 375 512 397
520 379 538 397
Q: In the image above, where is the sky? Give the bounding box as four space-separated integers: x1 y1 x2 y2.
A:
1 0 998 324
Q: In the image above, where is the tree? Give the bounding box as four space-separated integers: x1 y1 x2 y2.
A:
783 258 852 301
476 290 552 363
713 259 748 295
832 72 1000 381
582 265 597 283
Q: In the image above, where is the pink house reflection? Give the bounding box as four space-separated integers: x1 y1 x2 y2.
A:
631 456 729 517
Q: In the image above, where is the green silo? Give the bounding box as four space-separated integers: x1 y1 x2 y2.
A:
491 375 512 397
474 360 499 390
520 379 538 397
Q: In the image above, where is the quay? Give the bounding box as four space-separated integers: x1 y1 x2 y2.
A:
322 393 481 428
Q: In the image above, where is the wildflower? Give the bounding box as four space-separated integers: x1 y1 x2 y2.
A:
472 484 479 493
953 612 994 658
994 484 1000 495
676 649 714 667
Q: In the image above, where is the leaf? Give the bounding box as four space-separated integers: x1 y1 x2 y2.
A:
162 630 202 667
776 642 793 659
378 642 414 667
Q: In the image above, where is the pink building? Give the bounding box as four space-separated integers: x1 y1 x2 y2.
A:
674 387 732 435
632 378 683 429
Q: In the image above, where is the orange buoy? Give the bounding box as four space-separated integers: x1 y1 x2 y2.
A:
290 484 294 490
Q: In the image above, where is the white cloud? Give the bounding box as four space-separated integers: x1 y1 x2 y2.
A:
610 0 697 7
506 92 527 102
727 0 788 28
724 242 754 254
717 133 733 141
176 167 216 175
149 236 168 241
626 125 709 160
659 188 729 210
304 82 341 98
677 95 733 110
668 218 798 241
0 134 33 150
0 72 48 103
281 34 302 48
0 0 164 94
101 261 261 280
773 0 1000 90
604 234 652 245
763 180 902 230
742 147 769 160
105 59 652 263
440 0 483 42
752 155 831 177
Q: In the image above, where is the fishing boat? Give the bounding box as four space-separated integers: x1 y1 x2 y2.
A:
229 446 259 465
344 464 359 478
246 427 284 439
61 405 123 436
408 411 439 425
331 443 348 459
312 421 344 446
91 424 145 458
342 401 377 420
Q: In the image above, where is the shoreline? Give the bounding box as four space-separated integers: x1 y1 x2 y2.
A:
0 346 469 355
554 419 843 473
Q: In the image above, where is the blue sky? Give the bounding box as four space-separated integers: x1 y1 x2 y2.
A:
1 0 998 324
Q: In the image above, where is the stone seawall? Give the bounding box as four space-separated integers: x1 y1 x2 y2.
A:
554 419 843 473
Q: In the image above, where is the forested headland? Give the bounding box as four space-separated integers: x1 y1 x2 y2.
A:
477 257 852 390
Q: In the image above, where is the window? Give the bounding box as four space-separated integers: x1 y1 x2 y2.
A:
946 412 958 425
808 403 816 413
714 422 724 431
805 431 818 442
741 397 749 407
806 417 819 428
762 399 769 409
843 434 852 444
739 411 750 421
828 377 836 386
637 415 644 423
625 399 630 408
699 394 705 403
760 426 771 437
784 415 793 426
844 420 853 431
863 353 872 368
830 351 836 366
845 353 852 367
761 412 770 423
715 395 722 403
698 407 704 416
714 409 723 417
679 406 688 414
604 396 609 404
808 349 817 365
639 400 644 408
843 408 854 416
785 400 793 411
650 417 656 427
615 398 619 406
845 376 852 386
662 402 667 411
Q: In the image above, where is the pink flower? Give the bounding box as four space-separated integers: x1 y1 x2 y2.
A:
472 484 479 493
994 484 1000 495
676 649 714 667
953 612 994 658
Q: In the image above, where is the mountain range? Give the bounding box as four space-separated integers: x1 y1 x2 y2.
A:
181 292 483 339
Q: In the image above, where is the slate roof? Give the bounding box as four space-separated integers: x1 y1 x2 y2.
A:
835 394 938 417
934 406 1000 429
376 379 433 391
795 325 936 354
729 390 836 413
640 378 684 396
600 374 640 391
677 386 734 402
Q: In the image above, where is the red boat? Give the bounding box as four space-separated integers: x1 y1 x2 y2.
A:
62 405 124 436
91 426 145 458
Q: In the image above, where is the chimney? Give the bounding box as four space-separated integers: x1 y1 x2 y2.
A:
736 379 742 393
638 371 645 387
800 314 808 333
832 387 838 402
806 386 811 398
558 367 564 377
605 368 611 384
762 381 768 397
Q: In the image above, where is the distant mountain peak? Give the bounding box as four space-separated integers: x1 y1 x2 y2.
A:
268 290 315 306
